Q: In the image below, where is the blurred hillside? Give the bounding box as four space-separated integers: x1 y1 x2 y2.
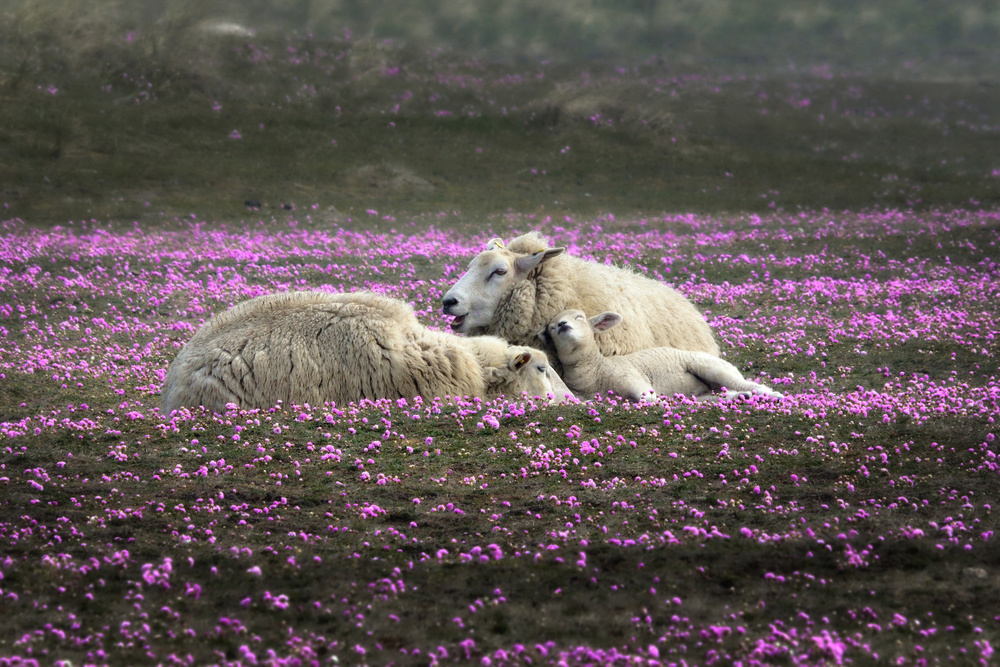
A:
2 0 999 70
1 0 999 224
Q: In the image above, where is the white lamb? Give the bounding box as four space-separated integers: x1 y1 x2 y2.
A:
543 309 783 402
442 232 719 368
161 291 573 413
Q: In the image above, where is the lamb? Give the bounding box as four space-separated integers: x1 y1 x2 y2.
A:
441 232 719 369
160 291 573 414
542 309 783 402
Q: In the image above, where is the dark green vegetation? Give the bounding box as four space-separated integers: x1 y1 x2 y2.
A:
1 5 1000 665
0 207 997 663
6 398 1000 664
3 0 999 66
1 3 1000 224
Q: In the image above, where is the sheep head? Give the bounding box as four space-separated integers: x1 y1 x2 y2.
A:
483 346 573 403
442 236 564 334
545 309 621 350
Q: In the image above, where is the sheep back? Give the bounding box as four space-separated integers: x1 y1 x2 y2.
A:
621 347 713 397
161 291 485 412
492 234 719 357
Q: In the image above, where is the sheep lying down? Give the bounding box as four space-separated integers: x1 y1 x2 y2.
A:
542 309 783 402
161 291 574 413
442 232 720 366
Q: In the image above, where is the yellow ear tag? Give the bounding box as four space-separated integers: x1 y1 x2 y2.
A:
486 238 506 250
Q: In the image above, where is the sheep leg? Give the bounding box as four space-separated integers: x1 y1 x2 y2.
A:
635 387 659 403
684 353 783 399
622 374 658 403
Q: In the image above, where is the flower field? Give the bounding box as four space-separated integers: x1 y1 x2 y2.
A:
2 6 1000 664
1 209 998 665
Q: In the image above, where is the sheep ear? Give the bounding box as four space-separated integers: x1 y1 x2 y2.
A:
590 311 622 332
536 327 551 344
510 351 532 371
514 247 564 275
486 237 506 250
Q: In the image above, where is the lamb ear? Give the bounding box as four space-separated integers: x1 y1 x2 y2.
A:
486 237 506 250
590 312 622 332
536 327 550 344
514 247 564 275
510 350 532 371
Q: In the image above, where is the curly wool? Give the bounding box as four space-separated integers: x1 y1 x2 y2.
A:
546 309 781 402
483 232 720 358
161 291 560 413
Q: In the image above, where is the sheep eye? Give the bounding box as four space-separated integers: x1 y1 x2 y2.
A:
536 365 546 373
490 268 507 279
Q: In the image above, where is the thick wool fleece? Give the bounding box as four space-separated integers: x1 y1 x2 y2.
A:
162 291 557 413
547 309 779 402
482 232 719 358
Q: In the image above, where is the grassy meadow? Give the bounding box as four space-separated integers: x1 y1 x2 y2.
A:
1 5 1000 666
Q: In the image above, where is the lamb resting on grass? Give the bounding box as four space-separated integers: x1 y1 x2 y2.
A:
542 309 783 402
442 232 719 368
161 291 573 413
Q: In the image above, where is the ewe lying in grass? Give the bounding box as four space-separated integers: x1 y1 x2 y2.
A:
542 309 783 403
442 232 719 371
161 291 573 413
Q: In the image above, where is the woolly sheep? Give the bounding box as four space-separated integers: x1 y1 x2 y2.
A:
161 291 573 413
542 309 783 402
441 232 719 368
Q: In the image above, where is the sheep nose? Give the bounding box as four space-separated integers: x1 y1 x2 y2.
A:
442 296 458 309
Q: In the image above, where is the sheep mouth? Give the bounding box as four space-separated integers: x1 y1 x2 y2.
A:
556 322 571 334
449 314 467 331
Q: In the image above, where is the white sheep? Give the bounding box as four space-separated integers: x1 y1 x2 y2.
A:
543 309 783 402
441 232 719 368
161 291 573 413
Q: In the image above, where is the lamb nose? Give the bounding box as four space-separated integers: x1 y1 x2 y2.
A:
442 296 458 309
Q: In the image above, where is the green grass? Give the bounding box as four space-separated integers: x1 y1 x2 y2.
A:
1 13 1000 665
2 21 1000 224
3 383 999 662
